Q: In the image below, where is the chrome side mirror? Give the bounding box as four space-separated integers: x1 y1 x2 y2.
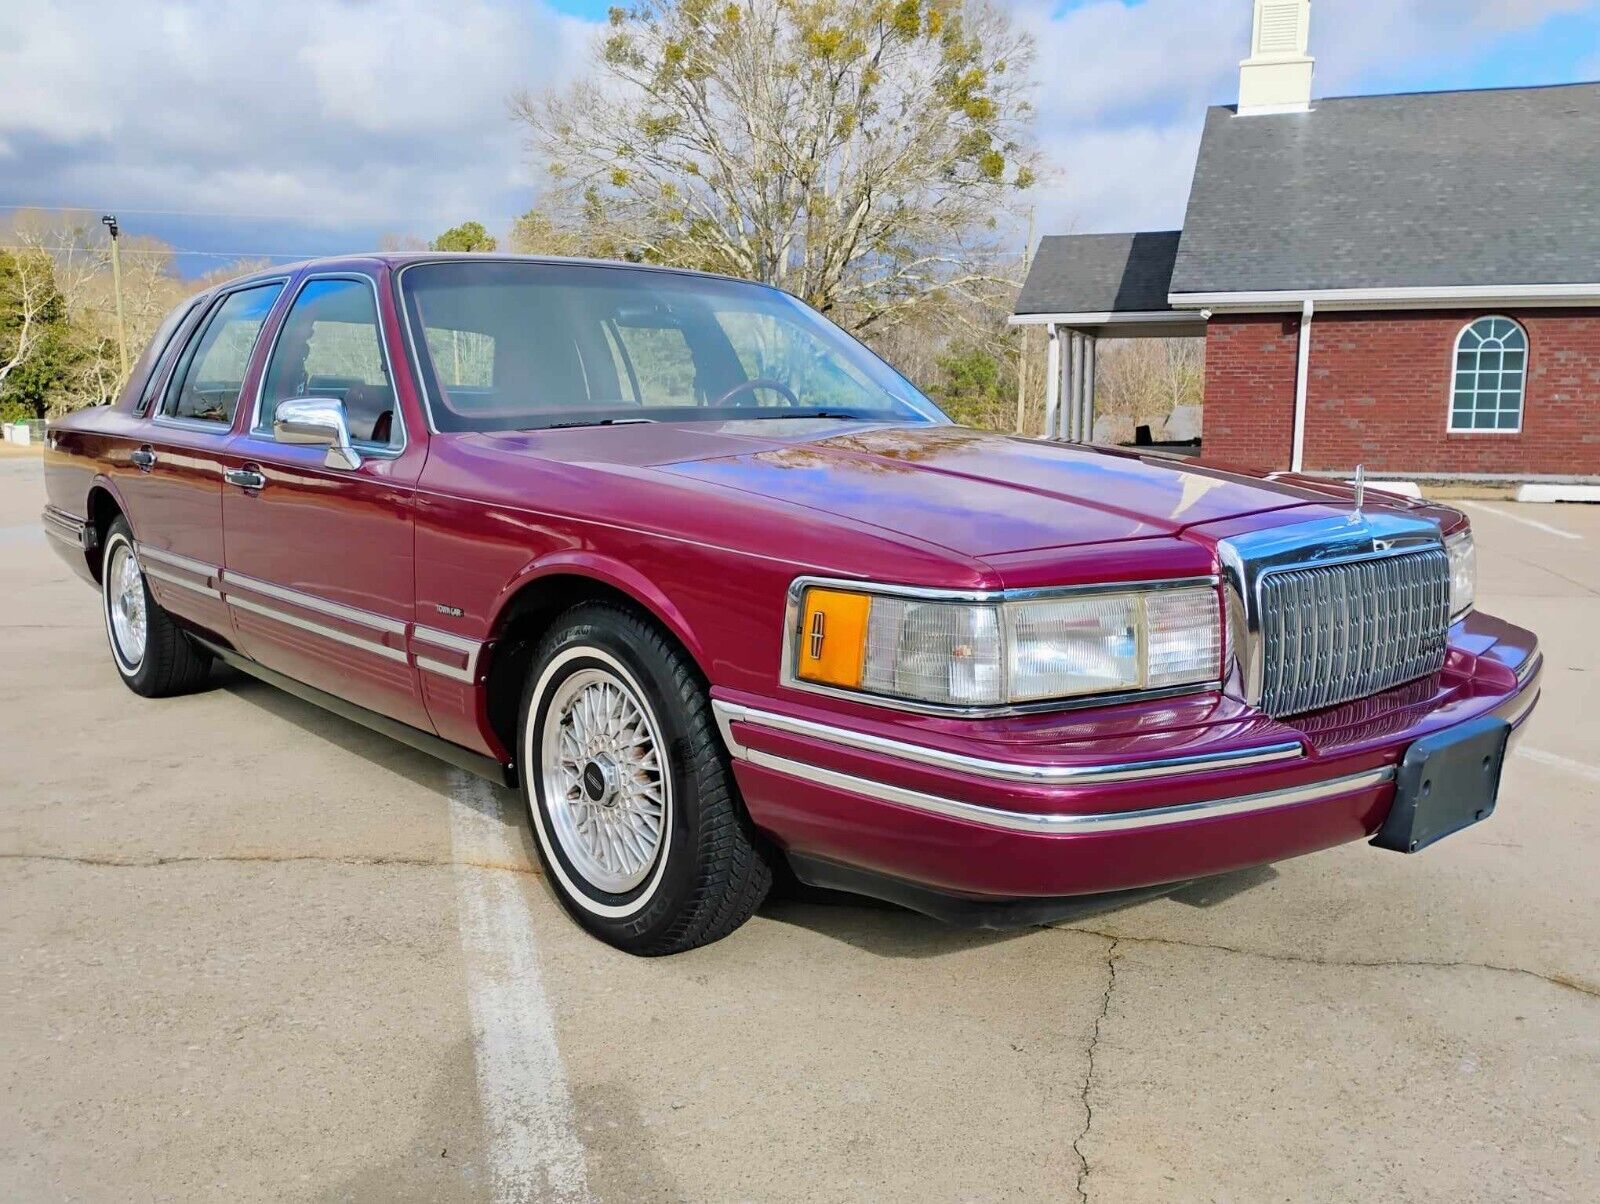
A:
273 397 362 470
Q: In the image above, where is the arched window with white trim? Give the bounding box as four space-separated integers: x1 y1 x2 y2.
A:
1450 316 1526 432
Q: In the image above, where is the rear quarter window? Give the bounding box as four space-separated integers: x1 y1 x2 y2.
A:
134 298 205 415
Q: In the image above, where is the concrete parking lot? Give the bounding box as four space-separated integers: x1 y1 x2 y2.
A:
2 448 1597 1202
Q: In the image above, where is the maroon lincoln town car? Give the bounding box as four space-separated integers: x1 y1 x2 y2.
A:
42 254 1541 954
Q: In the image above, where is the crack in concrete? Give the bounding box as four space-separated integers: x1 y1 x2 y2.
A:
0 850 536 875
1053 926 1599 1001
1071 935 1117 1204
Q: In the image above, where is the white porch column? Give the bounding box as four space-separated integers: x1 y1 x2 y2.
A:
1080 334 1097 442
1064 332 1082 441
1043 323 1061 439
1291 298 1313 472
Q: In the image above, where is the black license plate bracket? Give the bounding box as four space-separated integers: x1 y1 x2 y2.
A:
1371 716 1510 854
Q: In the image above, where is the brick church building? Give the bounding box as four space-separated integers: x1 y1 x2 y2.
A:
1012 0 1600 488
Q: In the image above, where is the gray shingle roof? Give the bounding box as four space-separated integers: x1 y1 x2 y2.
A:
1014 231 1181 315
1170 82 1600 295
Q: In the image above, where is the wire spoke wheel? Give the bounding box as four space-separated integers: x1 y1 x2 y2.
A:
106 542 148 669
541 665 670 894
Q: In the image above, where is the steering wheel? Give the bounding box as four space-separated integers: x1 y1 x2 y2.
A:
710 378 801 409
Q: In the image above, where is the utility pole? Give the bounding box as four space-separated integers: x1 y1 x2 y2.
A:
101 215 129 378
1014 206 1035 435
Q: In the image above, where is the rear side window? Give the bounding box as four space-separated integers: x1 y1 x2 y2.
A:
259 278 400 447
161 283 283 425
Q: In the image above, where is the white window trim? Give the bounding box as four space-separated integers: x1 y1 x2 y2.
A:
1447 315 1527 436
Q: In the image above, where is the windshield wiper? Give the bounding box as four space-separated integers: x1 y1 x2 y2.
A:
541 417 658 430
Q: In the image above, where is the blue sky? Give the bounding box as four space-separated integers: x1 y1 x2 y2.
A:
2 0 1596 277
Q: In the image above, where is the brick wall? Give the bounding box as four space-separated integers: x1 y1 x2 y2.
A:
1200 308 1600 477
1200 312 1301 472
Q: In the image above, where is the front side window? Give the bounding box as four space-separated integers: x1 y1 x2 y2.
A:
260 278 399 447
400 260 945 432
1450 316 1526 432
161 283 283 425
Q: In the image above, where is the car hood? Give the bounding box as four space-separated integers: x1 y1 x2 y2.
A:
654 423 1342 557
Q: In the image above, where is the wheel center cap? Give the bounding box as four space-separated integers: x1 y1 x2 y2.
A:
582 757 618 806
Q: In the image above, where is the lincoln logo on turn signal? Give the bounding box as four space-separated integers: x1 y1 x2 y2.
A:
808 610 826 659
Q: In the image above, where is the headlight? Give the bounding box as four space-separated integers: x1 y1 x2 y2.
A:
789 581 1222 710
1445 529 1475 621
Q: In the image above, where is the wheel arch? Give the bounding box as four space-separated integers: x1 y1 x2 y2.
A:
480 555 711 763
84 478 130 584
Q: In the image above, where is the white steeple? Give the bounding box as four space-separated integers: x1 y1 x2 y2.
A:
1239 0 1314 115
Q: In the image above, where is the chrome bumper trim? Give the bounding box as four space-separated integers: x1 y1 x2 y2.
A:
41 506 89 548
712 700 1304 786
741 748 1395 836
1501 666 1541 730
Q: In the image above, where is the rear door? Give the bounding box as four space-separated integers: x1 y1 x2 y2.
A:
219 270 431 730
132 281 285 635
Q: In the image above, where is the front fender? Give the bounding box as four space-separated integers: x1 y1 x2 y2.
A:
486 548 710 672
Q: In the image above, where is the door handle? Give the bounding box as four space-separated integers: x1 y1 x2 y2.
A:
130 446 157 471
223 466 267 491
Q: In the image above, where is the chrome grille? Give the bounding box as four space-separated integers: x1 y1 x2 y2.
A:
1257 548 1450 717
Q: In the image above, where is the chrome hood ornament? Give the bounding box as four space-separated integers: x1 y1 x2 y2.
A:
1351 464 1365 517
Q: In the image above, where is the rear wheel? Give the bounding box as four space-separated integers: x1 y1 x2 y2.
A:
520 602 772 955
101 518 212 697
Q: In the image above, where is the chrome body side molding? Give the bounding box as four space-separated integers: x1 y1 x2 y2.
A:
224 570 408 634
712 699 1304 785
411 625 484 684
128 547 486 678
142 565 223 600
226 593 410 662
136 543 219 579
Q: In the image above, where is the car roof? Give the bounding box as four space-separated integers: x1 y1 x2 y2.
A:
215 252 767 295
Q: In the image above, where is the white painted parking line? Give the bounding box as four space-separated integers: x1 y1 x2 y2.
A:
448 770 592 1204
1461 502 1582 541
1516 746 1600 786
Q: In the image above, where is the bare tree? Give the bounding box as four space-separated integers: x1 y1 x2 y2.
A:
1094 337 1205 439
0 213 72 395
59 232 191 413
512 0 1037 333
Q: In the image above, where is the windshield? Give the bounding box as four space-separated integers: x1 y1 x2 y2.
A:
398 260 947 432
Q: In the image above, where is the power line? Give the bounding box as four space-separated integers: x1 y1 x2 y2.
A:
0 243 321 261
0 201 524 225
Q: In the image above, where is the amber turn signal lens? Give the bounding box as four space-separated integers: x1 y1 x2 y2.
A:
796 588 872 688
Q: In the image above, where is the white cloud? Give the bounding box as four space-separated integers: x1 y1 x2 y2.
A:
0 0 1592 255
0 0 598 233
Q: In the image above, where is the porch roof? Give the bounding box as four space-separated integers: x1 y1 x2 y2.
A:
1010 231 1205 336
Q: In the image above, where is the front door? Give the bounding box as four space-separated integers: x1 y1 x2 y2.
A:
130 281 285 637
219 272 431 730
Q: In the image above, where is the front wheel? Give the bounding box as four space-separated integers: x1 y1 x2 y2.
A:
520 602 772 955
101 518 212 697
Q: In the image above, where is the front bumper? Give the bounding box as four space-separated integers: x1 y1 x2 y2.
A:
717 612 1541 913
